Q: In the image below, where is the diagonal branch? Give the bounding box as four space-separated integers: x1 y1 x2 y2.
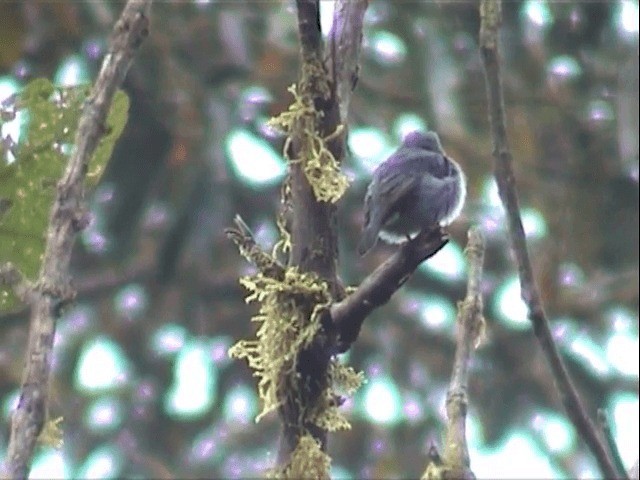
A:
598 409 630 479
225 214 286 280
1 2 152 478
331 227 448 352
479 1 618 478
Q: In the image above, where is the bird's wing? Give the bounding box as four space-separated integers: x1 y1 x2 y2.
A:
369 148 446 219
371 170 420 225
359 171 418 255
417 174 462 225
363 148 448 229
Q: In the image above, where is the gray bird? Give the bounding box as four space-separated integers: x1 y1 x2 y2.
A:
357 131 466 256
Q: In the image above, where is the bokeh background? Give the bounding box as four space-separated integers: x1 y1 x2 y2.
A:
0 1 638 478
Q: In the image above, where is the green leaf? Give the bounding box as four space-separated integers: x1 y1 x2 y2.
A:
89 89 129 185
0 78 129 313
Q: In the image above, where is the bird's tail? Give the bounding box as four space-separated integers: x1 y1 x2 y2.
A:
357 222 380 256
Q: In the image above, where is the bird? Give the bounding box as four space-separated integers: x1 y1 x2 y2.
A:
357 130 466 256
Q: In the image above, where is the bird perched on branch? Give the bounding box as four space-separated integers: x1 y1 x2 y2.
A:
358 131 466 256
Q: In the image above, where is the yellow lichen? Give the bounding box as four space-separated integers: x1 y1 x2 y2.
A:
308 361 364 432
267 84 316 135
300 57 331 100
268 434 331 480
38 416 63 449
228 267 332 422
231 63 361 446
273 179 292 258
344 285 357 295
421 461 445 480
302 124 349 203
268 83 350 204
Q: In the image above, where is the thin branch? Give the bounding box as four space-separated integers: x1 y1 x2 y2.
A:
1 2 151 478
443 227 485 480
1 257 245 331
330 227 448 352
598 409 630 480
328 0 368 120
421 228 485 480
479 2 618 478
224 214 285 280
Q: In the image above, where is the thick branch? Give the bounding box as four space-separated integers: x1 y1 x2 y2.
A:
1 2 151 478
274 0 367 467
479 2 618 478
296 0 323 60
331 227 448 352
277 1 335 466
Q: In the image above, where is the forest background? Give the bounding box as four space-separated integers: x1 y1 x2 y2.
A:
0 1 638 479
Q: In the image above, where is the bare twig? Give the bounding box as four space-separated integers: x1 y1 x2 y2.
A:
224 214 285 280
330 227 448 352
1 2 151 478
443 227 484 479
479 1 618 478
598 409 630 479
420 228 485 480
422 228 484 480
328 0 368 120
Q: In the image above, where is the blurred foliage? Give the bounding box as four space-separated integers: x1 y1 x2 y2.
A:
0 4 24 69
0 78 128 312
0 1 638 479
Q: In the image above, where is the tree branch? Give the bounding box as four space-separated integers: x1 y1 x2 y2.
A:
328 0 368 120
598 409 630 479
271 0 368 467
443 227 484 479
479 2 618 478
331 227 448 352
1 2 151 478
421 228 485 480
225 214 286 280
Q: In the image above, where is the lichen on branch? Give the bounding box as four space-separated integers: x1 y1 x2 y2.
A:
228 253 362 430
308 361 363 432
268 82 349 204
229 266 330 422
37 416 63 449
267 434 332 480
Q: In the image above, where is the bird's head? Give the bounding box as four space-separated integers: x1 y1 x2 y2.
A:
401 130 443 153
